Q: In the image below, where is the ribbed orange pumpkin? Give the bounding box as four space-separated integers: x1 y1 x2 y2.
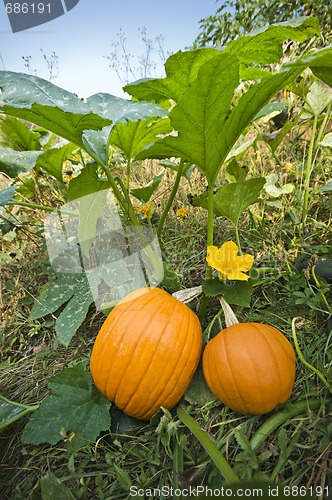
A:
203 301 296 415
90 287 202 420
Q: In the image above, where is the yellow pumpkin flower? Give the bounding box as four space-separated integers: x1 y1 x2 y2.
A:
206 241 254 281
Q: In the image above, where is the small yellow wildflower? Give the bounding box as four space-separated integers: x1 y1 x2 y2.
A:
206 241 254 281
134 202 153 220
62 160 75 182
256 151 261 162
284 162 292 173
176 207 188 217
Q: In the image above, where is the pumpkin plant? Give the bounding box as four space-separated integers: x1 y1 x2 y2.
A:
90 287 202 420
203 297 296 414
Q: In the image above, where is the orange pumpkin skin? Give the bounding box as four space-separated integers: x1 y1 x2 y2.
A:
203 322 296 415
90 287 202 420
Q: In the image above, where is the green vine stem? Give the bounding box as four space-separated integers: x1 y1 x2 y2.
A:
177 407 239 484
314 102 332 155
7 200 77 216
249 398 328 451
157 159 185 239
206 183 215 280
199 182 216 317
125 157 132 191
301 113 318 224
291 318 332 393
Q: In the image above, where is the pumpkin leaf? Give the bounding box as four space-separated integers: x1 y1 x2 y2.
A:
0 186 16 207
0 395 38 431
0 72 113 148
55 278 93 346
29 272 93 346
306 80 332 116
320 132 332 148
21 363 111 446
0 146 42 177
264 174 294 198
85 92 167 122
284 45 332 88
67 162 112 201
202 279 253 307
0 115 42 151
321 180 332 192
131 171 164 203
193 178 265 227
213 178 265 226
37 143 78 182
29 273 86 320
124 48 219 104
224 17 320 64
184 368 214 406
39 471 75 500
110 116 172 162
156 52 240 182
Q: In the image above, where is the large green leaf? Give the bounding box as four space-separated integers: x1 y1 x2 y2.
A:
82 95 169 165
67 162 111 201
306 80 332 116
22 363 111 446
0 186 16 207
213 178 266 226
137 53 240 183
86 92 167 121
29 272 93 346
0 72 113 147
40 472 75 500
29 273 85 320
110 116 172 161
0 146 42 177
285 45 332 88
0 115 41 150
202 279 254 307
130 171 164 203
135 62 302 183
193 178 265 227
124 48 219 104
37 143 78 181
55 279 93 346
216 68 302 173
224 17 320 64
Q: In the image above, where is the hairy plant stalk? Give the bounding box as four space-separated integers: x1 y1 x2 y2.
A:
301 114 318 224
250 398 327 451
157 159 185 239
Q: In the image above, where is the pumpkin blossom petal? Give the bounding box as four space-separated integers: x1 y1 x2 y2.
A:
206 241 254 281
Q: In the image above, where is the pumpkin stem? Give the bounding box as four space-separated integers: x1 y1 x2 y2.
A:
219 297 239 327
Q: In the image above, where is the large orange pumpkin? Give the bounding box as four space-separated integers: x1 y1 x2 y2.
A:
203 300 296 415
90 287 202 420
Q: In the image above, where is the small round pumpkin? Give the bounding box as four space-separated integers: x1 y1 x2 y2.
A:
90 287 202 420
203 300 296 415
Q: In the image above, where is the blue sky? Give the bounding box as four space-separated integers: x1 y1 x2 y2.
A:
0 0 217 98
